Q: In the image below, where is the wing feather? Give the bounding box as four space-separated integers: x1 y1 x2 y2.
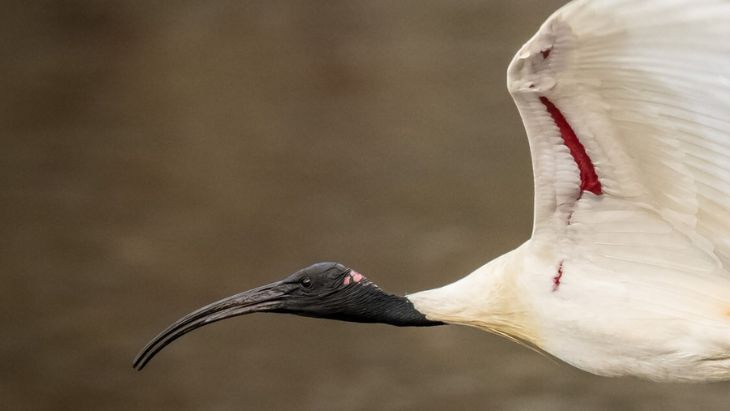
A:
508 0 730 270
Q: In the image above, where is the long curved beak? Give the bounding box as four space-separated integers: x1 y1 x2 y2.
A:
133 280 291 370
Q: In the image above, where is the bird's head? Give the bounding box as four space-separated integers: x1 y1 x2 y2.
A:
133 262 442 370
270 262 385 321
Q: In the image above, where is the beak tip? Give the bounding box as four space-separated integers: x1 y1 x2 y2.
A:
132 280 289 373
132 354 147 371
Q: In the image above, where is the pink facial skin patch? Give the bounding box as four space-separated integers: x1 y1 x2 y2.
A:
343 270 365 286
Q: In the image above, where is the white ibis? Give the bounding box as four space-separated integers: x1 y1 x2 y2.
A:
134 0 730 382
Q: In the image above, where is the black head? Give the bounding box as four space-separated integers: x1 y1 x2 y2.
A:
133 262 441 370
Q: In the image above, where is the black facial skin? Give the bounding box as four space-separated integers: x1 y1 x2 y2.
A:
133 262 443 370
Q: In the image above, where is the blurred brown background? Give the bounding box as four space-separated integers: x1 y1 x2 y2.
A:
3 1 730 410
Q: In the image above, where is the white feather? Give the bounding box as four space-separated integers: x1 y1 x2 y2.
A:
409 0 730 382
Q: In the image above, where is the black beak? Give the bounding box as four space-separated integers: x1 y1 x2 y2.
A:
133 280 292 370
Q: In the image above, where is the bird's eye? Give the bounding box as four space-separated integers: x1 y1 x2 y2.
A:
300 277 312 288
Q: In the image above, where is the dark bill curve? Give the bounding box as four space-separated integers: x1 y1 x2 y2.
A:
133 262 442 370
133 281 288 370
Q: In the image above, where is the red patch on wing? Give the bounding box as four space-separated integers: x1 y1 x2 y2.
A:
540 96 602 195
541 48 552 59
553 261 564 292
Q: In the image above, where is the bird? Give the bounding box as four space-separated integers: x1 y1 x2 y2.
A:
134 0 730 382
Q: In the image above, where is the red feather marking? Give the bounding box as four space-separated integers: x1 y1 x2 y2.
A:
553 260 564 291
539 96 602 195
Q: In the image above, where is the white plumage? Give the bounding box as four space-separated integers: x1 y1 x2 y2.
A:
408 0 730 382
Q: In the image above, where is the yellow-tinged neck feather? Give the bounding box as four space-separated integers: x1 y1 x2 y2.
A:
407 247 542 347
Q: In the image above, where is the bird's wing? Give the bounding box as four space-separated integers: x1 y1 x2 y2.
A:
508 0 730 271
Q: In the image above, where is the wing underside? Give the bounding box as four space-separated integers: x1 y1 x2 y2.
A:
508 0 730 272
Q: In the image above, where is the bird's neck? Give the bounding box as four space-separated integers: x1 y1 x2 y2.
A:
363 292 444 327
406 247 539 343
293 283 444 327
